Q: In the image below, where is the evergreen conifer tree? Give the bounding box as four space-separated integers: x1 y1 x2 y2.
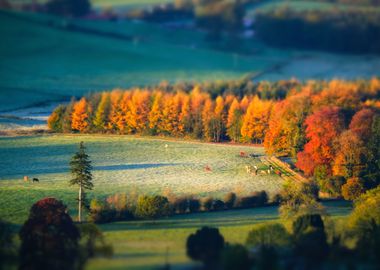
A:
70 142 93 222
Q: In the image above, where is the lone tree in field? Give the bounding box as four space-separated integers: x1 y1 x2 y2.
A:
70 141 93 222
19 198 81 270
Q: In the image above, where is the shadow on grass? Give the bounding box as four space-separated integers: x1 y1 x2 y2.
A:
94 163 182 171
100 207 279 232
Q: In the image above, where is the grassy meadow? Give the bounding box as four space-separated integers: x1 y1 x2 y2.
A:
88 201 352 270
0 134 284 224
0 134 353 269
2 2 380 113
0 10 275 112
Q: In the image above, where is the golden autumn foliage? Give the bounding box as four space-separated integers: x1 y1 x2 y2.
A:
227 98 242 142
241 96 272 143
71 97 89 132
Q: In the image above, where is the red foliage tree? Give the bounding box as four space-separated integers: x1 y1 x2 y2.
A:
296 107 345 176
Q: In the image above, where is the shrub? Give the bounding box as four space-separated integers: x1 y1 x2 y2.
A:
221 244 251 270
188 198 201 213
258 190 269 205
341 177 365 200
172 197 188 214
279 181 325 219
186 227 225 269
77 223 113 261
89 198 129 224
213 199 225 211
135 195 171 219
270 193 282 204
292 214 325 238
235 196 255 208
246 223 290 248
235 191 268 208
202 197 214 211
224 192 237 209
348 186 380 233
292 214 329 263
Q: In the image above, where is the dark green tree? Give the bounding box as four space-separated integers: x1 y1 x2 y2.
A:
186 226 225 269
292 214 329 268
70 142 93 223
220 244 251 270
46 0 91 17
367 115 380 187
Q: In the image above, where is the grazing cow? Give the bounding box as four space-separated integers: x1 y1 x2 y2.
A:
23 176 29 182
165 144 168 148
205 165 212 172
32 178 39 183
240 151 247 158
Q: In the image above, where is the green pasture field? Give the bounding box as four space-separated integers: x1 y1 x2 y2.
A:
89 200 351 270
0 134 352 269
2 8 380 114
91 0 174 11
0 11 278 112
0 134 285 224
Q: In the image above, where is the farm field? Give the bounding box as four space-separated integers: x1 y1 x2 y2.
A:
0 135 284 224
0 10 275 112
2 7 380 115
88 201 352 270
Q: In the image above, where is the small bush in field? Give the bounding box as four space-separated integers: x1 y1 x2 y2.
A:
224 192 237 209
135 195 171 219
172 197 188 214
188 198 201 213
221 244 251 270
202 197 214 211
213 199 225 211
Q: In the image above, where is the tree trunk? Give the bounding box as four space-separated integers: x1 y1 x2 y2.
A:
78 185 82 223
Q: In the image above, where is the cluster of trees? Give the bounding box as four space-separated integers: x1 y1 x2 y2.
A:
48 86 276 143
255 7 380 53
126 0 248 40
89 190 272 223
49 78 380 199
0 198 112 270
186 186 380 270
45 0 91 17
264 79 380 199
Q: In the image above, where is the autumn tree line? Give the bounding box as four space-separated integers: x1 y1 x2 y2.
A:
49 78 380 199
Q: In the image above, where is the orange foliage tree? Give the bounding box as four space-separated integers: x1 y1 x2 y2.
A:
71 98 90 132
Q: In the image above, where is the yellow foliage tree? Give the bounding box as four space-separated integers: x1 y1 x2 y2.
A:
148 91 164 134
227 98 242 142
241 96 272 143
